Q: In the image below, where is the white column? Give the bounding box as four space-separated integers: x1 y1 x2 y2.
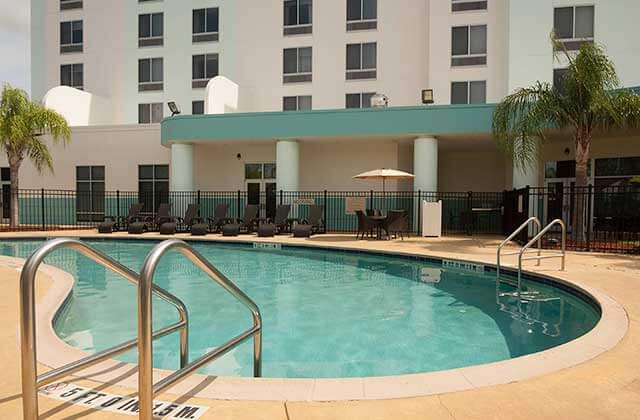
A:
511 138 540 189
413 137 438 191
170 143 195 191
276 140 299 191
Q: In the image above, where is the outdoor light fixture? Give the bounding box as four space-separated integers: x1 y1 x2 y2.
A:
168 101 181 116
370 93 389 108
421 89 434 104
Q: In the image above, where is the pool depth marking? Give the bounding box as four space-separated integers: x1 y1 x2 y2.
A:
38 382 208 419
253 242 282 250
442 259 484 273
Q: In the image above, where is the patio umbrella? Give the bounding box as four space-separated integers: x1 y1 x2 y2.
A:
352 168 415 192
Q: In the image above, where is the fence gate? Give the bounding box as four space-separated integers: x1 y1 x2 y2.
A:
502 187 530 243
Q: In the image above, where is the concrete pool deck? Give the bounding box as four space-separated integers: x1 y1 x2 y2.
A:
0 230 638 419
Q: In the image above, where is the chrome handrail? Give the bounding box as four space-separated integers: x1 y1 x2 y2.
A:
137 239 263 420
496 216 541 281
516 219 566 297
19 238 189 420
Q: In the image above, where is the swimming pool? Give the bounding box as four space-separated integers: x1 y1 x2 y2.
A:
1 239 599 378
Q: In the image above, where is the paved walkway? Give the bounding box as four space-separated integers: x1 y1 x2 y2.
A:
0 231 639 419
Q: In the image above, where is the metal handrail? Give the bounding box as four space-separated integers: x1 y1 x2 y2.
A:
516 219 566 297
137 239 263 420
19 238 189 420
496 216 541 280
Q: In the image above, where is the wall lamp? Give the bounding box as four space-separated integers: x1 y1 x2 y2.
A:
421 89 434 105
168 101 181 117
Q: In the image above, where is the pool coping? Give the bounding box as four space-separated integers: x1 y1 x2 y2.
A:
6 233 628 402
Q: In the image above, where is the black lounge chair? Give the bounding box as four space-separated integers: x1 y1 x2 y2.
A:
292 205 324 238
258 205 291 237
382 210 408 240
355 210 375 239
98 203 143 233
128 203 171 234
159 204 206 235
222 204 259 236
207 203 230 233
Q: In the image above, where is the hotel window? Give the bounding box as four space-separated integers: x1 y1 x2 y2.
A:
192 54 219 88
192 100 205 115
553 68 568 94
60 20 83 53
60 0 82 11
139 13 164 47
554 6 594 50
138 58 163 91
284 0 312 35
347 0 377 31
346 92 375 108
346 42 376 80
76 166 105 222
283 95 312 111
451 0 487 12
138 165 169 214
283 47 312 83
60 64 83 90
193 8 219 43
451 81 486 104
451 25 486 66
138 103 163 124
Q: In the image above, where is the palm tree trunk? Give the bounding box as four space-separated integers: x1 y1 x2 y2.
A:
573 132 591 244
9 158 21 229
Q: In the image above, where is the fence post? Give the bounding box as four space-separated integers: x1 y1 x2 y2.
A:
323 190 328 233
280 190 283 206
197 190 201 216
369 190 374 210
40 188 45 231
116 190 120 223
237 190 241 219
467 191 473 236
586 184 592 252
416 190 422 236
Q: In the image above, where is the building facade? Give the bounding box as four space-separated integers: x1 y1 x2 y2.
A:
4 0 639 224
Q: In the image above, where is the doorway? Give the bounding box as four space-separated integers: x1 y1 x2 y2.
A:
245 163 277 219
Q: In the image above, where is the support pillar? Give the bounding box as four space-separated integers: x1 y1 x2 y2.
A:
276 140 299 191
413 137 438 192
170 143 195 191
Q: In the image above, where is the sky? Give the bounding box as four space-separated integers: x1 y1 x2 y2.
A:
0 0 30 94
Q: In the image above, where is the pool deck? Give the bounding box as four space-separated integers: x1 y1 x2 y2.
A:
0 230 639 419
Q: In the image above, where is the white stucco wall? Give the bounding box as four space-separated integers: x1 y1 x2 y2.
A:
43 86 112 126
0 125 168 190
438 150 508 192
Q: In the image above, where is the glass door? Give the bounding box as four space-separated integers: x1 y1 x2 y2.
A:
546 179 575 231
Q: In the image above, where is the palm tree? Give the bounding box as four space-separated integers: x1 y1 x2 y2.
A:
493 38 640 241
0 85 70 228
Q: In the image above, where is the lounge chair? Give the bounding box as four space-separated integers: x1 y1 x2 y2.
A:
222 204 259 236
159 204 207 235
292 205 324 238
98 203 143 233
207 203 230 233
128 203 171 234
382 210 408 240
355 210 375 239
257 205 291 237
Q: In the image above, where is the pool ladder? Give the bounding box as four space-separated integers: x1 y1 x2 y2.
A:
19 238 262 420
497 217 566 300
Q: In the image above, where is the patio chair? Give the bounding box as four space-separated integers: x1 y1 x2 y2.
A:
382 210 408 240
222 204 259 236
292 205 324 238
98 203 143 233
128 203 171 234
355 210 375 239
159 204 205 235
207 203 230 233
258 205 291 237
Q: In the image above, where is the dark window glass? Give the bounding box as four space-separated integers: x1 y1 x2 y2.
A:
206 8 219 32
346 44 361 70
61 65 72 86
139 14 150 38
60 22 72 44
139 165 154 180
154 165 169 179
139 59 150 83
283 48 298 74
1 168 10 182
60 21 82 45
72 21 82 44
91 166 105 180
451 82 468 104
245 164 262 180
151 58 163 82
192 55 205 79
362 0 376 20
138 104 149 124
298 47 312 73
264 163 277 179
575 6 594 38
553 68 568 94
469 81 486 104
554 7 574 39
205 54 219 78
469 25 486 54
346 93 361 108
362 42 376 69
73 64 83 87
362 92 374 108
595 157 640 177
151 103 163 123
193 9 206 33
283 96 298 111
299 0 312 24
298 95 312 110
347 0 361 21
76 166 90 180
152 13 163 37
284 0 298 26
452 26 469 56
76 165 105 222
192 100 204 115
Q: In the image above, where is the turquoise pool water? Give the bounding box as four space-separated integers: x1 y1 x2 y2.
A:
1 239 599 378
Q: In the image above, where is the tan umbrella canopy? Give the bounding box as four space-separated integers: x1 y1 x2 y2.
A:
353 168 415 192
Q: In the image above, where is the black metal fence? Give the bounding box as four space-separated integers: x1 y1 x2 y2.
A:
2 187 639 254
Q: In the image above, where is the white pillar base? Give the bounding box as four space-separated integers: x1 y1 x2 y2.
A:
170 143 195 191
276 140 300 191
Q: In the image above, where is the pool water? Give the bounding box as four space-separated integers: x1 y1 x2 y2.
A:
0 239 599 378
